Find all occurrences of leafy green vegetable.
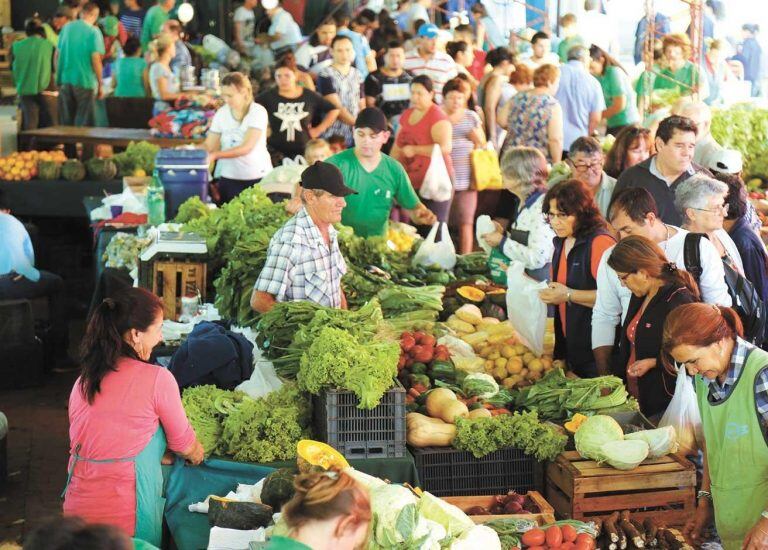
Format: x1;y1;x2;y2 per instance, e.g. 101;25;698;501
112;140;160;176
181;385;245;456
711;104;768;179
462;373;499;400
297;326;400;409
624;425;678;458
418;491;474;538
452;411;567;461
376;284;445;317
573;415;624;462
255;301;323;359
601;439;649;470
173;196;210;223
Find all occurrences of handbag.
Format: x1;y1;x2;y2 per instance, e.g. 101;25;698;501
470;143;503;191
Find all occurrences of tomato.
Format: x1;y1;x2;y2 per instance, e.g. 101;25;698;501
521;529;546;547
546;525;563;548
526;546;546;550
574;533;595;550
561;524;578;543
561;543;575;550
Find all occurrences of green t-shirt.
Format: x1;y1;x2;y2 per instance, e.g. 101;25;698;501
42;23;58;47
114;57;148;98
636;61;699;97
263;536;312;550
327;148;421;238
596;65;639;128
56;20;105;90
141;5;170;51
11;36;54;96
557;35;584;63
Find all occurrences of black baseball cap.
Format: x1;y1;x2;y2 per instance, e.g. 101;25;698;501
301;161;358;197
354;107;388;133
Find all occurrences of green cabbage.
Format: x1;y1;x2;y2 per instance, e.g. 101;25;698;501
449;525;501;550
418;491;474;538
625;426;679;458
574;415;624;462
601;439;649;470
462;373;499;399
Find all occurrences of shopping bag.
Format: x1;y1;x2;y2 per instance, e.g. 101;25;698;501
471;143;503;191
419;144;453;202
658;364;703;456
412;222;457;270
505;261;548;355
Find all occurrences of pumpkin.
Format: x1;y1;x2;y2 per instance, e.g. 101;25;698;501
85;158;118;181
406;413;456;446
486;289;507;306
565;413;589;434
296;440;349;474
457;286;486;303
38;160;61;180
61;160;86;181
207;497;273;530
260;467;297;511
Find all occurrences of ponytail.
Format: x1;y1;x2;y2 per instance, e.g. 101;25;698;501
662;262;701;301
78;289;163;404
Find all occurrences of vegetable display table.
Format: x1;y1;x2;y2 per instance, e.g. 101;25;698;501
162;453;420;550
0;179;122;218
545;451;695;527
19;126;203;150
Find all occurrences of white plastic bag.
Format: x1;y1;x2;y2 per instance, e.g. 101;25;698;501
505;261;548;356
419;144;453;202
658;364;703;455
412;223;456;270
475;215;496;254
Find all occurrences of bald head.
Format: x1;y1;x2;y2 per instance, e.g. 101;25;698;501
673;99;712;140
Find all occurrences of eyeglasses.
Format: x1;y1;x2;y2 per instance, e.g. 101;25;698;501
544;212;571;224
690;203;729;215
571;159;602;171
617;272;633;282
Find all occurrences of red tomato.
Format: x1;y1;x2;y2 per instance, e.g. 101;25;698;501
526;546;546;550
561;524;578;543
573;542;592;550
574;533;595;550
546;526;563;548
521;529;546;547
561;543;575;550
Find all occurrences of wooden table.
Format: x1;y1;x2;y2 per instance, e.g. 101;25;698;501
19;126;203;150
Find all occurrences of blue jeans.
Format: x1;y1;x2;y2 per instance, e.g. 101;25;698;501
58;84;96;127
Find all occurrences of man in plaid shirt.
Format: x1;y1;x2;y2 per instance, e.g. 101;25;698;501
251;161;357;313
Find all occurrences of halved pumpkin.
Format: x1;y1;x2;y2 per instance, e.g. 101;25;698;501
297;440;350;473
457;286;485;303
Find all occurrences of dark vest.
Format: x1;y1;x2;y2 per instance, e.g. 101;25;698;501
551;231;611;378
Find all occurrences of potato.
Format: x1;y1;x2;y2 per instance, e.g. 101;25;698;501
519;367;529;379
488;351;501;361
522;352;536;365
527;370;542;382
477;346;490;358
540;356;553;370
506;357;523;375
512;344;528;355
495;357;508;370
528;359;544;373
501;345;516;359
502;377;518;389
484;360;495;372
493;365;508;380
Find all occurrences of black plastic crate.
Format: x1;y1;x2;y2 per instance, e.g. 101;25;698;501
312;381;406;459
410;445;543;496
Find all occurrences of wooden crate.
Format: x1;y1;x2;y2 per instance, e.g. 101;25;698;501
442;491;555;525
545;451;695;527
151;260;206;320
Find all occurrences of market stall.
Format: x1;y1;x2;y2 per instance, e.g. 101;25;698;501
19;126;203;151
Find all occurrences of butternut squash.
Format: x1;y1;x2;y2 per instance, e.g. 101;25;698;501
468;408;492;419
406;413;457;447
425;388;469;423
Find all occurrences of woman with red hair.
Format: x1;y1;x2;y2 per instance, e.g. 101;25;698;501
539;179;615;378
663;303;768;550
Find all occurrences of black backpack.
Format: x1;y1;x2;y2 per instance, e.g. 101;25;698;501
683;233;768;346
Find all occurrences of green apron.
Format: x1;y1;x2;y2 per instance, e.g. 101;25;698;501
696;347;768;550
63;427;168;547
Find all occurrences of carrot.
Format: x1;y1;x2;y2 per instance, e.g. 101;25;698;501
483;403;496;410
408;388;421;399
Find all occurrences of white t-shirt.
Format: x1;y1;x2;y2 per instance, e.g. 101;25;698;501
234;6;256;46
591;227;733;349
209;102;272;180
268;9;302;52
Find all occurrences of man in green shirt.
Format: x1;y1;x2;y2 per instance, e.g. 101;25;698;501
12;18;54;130
141;0;174;52
326;107;436;237
55;2;105;127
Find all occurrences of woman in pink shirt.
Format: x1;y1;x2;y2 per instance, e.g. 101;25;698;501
63;288;204;547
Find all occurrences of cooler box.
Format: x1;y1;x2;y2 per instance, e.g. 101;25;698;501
155;149;210;219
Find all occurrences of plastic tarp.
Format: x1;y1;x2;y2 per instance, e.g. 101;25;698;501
163;455;420;550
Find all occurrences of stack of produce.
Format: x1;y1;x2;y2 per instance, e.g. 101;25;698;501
111;141;161;177
592;510;689;550
453;252;491;279
443;284;507;322
0;151;42;181
398;330;454;392
516;522;598;550
379;284;445;331
181;383;311;463
711;103;768;181
386;222;419;252
514;369;635;422
573;415;679;471
455;491;542;517
36;150;69;180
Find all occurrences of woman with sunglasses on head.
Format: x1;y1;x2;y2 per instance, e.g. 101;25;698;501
663;303;768;550
265;469;371;549
675;174;744;275
607;235;700;419
604;125;652;179
539;179;615;378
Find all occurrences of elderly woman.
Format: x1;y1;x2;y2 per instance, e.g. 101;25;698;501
604;125;652;179
481;146;555;281
675;174;744;275
607;235;699;418
539;179;616;377
499;64;563;163
663;303;768;550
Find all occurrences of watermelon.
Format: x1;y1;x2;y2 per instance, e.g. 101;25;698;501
85;158;118;181
38;160;62;180
61;160;86;181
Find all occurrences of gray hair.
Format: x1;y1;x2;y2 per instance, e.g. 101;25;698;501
567;45;588;61
500;146;548;196
674;173;728;223
300;188;326;204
